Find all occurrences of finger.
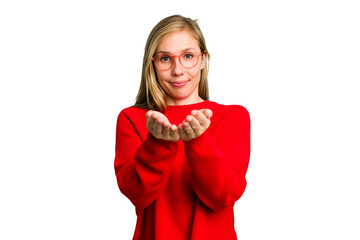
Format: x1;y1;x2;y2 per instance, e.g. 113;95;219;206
198;109;212;119
191;110;209;128
163;120;171;128
170;124;178;131
203;109;213;119
146;113;156;131
169;124;179;139
145;110;153;120
160;112;169;122
162;120;171;136
152;111;168;122
178;124;187;140
187;116;202;136
152;115;164;135
182;120;196;139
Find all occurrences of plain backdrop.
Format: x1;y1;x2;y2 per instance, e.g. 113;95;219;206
1;0;359;239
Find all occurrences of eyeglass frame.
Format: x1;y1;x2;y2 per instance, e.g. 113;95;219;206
151;52;204;71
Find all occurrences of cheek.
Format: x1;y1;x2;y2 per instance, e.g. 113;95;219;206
189;66;202;79
155;70;167;83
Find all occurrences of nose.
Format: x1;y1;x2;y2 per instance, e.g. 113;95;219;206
171;56;184;76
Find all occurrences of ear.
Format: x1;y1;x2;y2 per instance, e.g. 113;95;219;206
200;53;206;70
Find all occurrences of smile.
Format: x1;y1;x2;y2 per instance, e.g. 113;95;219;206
170;81;188;87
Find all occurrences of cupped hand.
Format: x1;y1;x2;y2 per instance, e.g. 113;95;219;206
146;110;180;142
178;109;213;141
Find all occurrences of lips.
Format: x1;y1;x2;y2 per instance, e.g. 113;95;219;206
170;81;188;87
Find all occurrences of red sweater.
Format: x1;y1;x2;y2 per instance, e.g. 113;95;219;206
114;100;250;240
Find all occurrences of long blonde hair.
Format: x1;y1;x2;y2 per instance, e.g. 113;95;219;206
134;15;210;112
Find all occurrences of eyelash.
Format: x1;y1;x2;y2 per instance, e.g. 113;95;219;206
159;53;195;62
184;53;194;59
160;56;171;62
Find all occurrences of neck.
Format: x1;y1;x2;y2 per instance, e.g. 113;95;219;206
166;95;204;106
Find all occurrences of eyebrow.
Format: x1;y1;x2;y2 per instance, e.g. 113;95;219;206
156;48;197;55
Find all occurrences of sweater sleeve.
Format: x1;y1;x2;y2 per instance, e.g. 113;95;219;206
114;109;178;210
183;106;250;211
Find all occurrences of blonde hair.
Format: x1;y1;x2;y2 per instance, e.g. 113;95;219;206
134;15;210;112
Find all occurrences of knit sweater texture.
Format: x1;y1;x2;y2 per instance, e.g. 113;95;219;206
114;100;250;240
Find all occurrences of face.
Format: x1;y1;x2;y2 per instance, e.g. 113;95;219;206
154;30;206;106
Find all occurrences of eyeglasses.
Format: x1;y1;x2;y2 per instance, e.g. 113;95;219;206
152;52;203;71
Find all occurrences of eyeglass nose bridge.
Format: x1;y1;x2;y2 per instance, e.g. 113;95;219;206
171;55;184;69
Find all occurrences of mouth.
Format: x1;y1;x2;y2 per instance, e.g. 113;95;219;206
170;80;188;87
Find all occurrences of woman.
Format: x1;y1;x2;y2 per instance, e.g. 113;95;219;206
114;15;250;240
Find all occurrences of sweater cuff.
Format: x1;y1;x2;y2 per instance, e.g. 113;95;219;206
182;130;214;149
146;132;178;150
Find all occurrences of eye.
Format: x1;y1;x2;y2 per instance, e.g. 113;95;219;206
183;53;194;59
159;55;172;62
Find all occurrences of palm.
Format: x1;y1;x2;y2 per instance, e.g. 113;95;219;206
146;110;180;142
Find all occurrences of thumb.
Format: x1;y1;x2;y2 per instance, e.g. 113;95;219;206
145;110;153;120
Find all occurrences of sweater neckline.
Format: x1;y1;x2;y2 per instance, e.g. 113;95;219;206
165;100;210;112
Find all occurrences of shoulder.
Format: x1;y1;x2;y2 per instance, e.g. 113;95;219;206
116;106;149;140
119;106;148;116
206;101;250;120
117;106;148;124
205;101;250;137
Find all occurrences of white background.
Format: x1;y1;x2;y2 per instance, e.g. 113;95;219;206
1;0;359;239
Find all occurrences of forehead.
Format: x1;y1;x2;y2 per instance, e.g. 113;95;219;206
156;30;200;53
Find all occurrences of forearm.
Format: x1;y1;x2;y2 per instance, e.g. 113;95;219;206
114;110;178;210
184;131;249;211
116;133;178;209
